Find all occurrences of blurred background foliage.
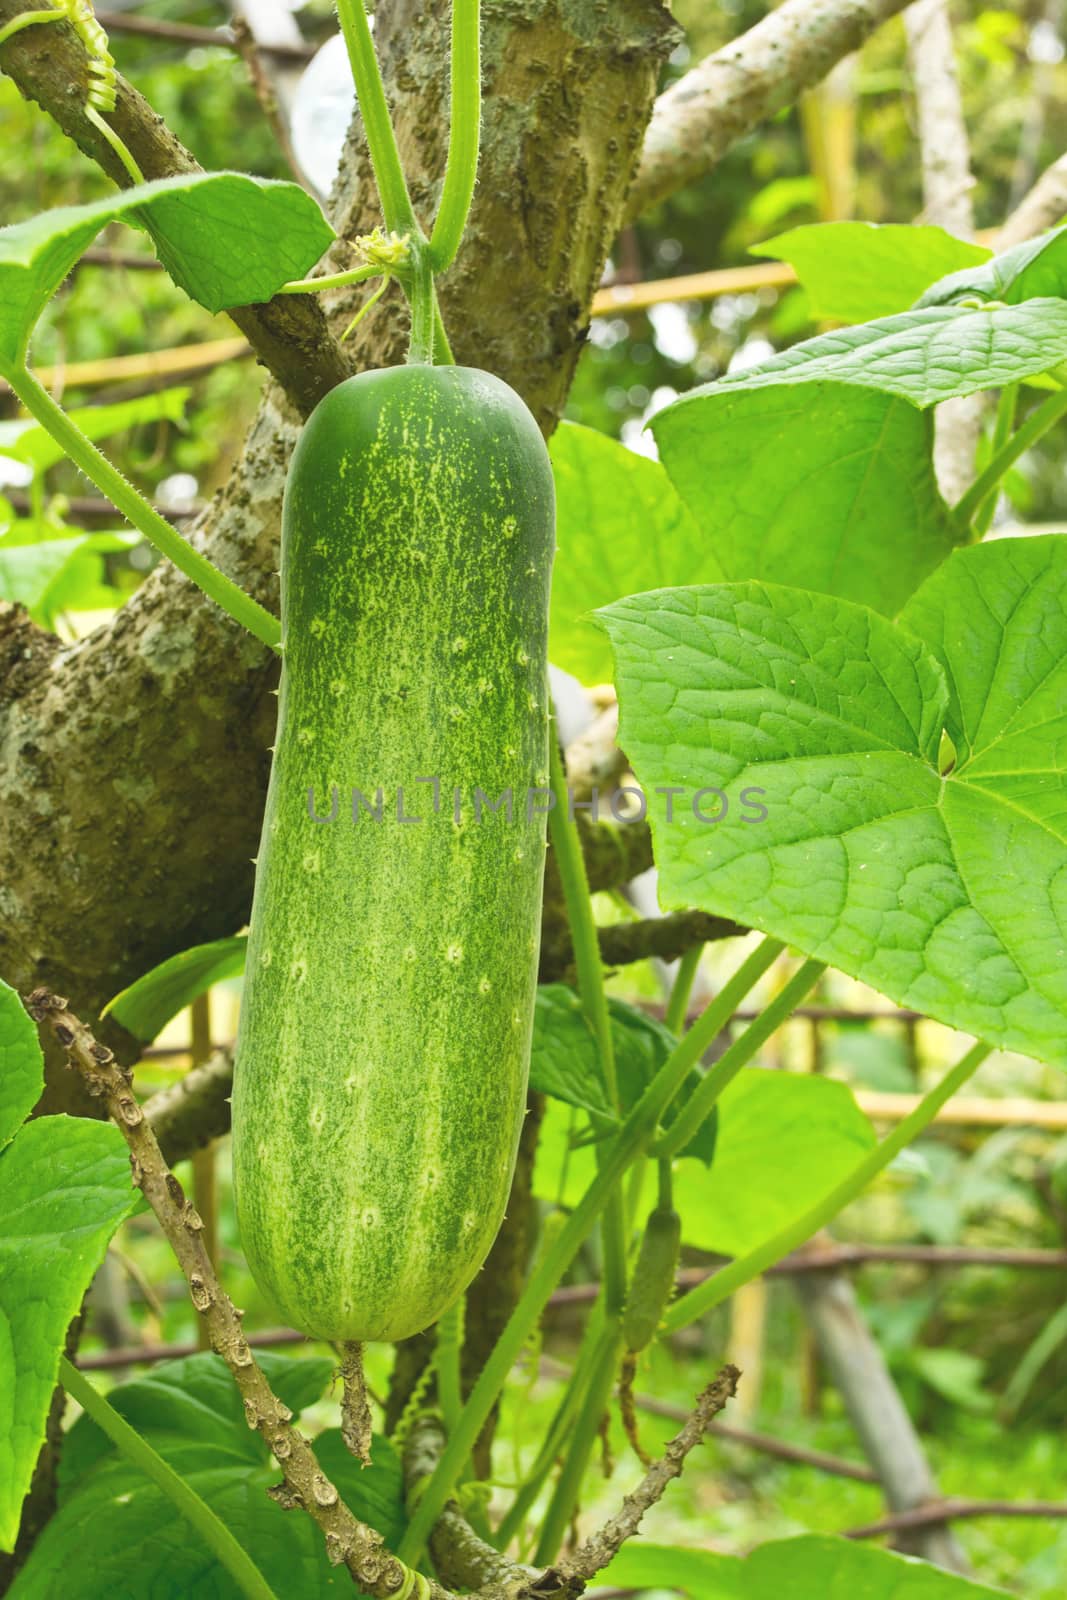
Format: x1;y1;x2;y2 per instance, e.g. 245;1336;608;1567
3;3;1067;1592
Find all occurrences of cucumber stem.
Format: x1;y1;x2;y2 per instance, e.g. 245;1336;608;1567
547;735;627;1314
532;1321;623;1566
664;942;703;1035
971;381;1018;538
653;957;826;1161
396;935;782;1563
58;1357;279;1600
335;0;419;238
661;1038;993;1334
436;1295;466;1441
953;385;1067;532
492;1300;605;1551
429;0;481;273
5;366;281;650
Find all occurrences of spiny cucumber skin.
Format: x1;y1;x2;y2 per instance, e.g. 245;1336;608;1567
232;366;554;1343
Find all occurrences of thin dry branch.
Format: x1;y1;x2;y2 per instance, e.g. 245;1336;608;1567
628;0;916;220
547;1366;741;1586
25;989;432;1600
0;1;349;416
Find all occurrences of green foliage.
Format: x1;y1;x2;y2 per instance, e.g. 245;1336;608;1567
549;421;720;683
535;1064;875;1259
751;222;990;322
531;986;717;1166
0;173;332;370
105;935;248;1042
598;1534;1009;1596
0;975;45;1147
602;537;1067;1069
11;1353;405;1598
917;224;1067;308
652;382;953;614
0;1118;138;1551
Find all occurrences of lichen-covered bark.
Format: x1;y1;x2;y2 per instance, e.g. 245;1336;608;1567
0;0;677;1064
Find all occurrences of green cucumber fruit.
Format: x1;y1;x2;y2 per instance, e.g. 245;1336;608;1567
232;365;554;1343
623;1205;682;1354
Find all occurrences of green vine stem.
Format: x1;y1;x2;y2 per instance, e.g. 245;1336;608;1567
532;1321;623;1566
664;942;702;1035
953;385;1067;531
407;254;438;365
58;1356;280;1600
335;0;418;238
278;263;385;296
547;735;626;1313
396;936;782;1563
660;1038;993;1335
653;958;826;1161
0;8;58;48
5;366;281;650
492;1301;605;1552
428;0;481;273
436;1294;465;1441
85;101;144;185
971;381;1019;539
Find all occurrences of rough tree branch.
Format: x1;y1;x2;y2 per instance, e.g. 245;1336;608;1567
627;0;918;220
0;0;350;416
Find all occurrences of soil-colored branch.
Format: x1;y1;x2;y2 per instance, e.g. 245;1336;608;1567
0;0;349;417
845;1499;1067;1540
26;989;424;1599
628;0;916;220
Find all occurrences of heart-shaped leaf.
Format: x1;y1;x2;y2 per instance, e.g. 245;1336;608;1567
0;1116;138;1551
750;222;990;323
0;174;333;371
601;536;1067;1069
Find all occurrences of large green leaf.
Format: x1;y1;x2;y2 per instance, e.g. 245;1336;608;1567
104;935;247;1042
750;222;990;323
651;382;955;615
535;1067;874;1256
599;1535;1008;1597
0;979;43;1153
549;422;721;683
0;1117;137;1551
601;536;1067;1069
918;224;1067;308
14;1353;404;1597
661;300;1067;409
0;175;333;370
